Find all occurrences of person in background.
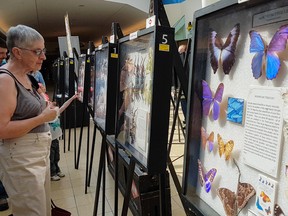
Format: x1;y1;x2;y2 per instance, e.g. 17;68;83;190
0;38;9;212
31;70;46;92
178;44;188;124
0;24;58;216
0;38;7;66
28;74;78;181
49;93;78;181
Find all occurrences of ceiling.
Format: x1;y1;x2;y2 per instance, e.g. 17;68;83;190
0;0;149;56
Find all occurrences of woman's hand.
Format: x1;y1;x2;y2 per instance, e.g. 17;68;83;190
40;104;59;122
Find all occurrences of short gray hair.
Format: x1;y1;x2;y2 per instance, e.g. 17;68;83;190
6;24;44;53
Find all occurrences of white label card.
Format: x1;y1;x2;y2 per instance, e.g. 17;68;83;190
146;15;156;28
129;31;138;40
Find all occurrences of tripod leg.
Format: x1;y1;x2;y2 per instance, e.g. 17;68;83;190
85;117;91;194
114;143;119;216
121;158;135;216
75;103;86;169
88;124;97;186
92;136;106;216
159;172;167;216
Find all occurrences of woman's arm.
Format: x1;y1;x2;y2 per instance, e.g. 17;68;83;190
59;93;79;114
0;74;57;139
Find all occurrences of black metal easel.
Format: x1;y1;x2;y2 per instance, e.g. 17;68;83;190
156;0;191;214
75;53;92;171
92;23;123;216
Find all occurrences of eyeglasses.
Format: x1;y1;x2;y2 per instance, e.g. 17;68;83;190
17;47;46;56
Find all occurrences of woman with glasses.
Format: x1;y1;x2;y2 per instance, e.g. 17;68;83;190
0;24;58;216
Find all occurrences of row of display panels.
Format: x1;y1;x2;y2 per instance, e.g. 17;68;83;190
55;25;175;174
183;0;288;215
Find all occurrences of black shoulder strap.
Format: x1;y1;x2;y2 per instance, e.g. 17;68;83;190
0;68;13;76
28;74;40;90
0;68;20;94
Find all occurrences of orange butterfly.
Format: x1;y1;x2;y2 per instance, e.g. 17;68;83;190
201;127;214;152
218;134;234;160
260;191;271;203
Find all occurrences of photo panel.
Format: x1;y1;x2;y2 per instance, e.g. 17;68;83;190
89;55;95;109
94;46;109;130
77;54;86;103
116;26;174;174
93;43;118;134
64;57;70;96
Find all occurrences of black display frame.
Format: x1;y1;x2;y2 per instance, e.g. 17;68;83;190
88;54;95;110
64;57;76;98
115;25;174;174
93;43;118;135
181;0;288;215
77;54;87;103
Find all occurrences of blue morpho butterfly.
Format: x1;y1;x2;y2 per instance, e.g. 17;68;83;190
197;159;217;193
249;24;288;80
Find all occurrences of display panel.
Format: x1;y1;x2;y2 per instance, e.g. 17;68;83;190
89;55;95;109
117;32;154;163
64;57;70;96
183;0;288;215
77;54;86;103
115;26;174;174
94;47;109;129
93;43;118;135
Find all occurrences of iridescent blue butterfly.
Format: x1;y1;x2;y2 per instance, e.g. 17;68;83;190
197;159;217;193
249;24;288;80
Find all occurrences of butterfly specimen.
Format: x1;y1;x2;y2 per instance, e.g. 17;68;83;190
274;204;285;216
201;127;214;152
209;23;240;74
217;182;256;216
256;197;264;211
218;133;234;160
260;191;271;203
197;159;217;193
249;24;288;80
202;80;224;120
265;206;271;215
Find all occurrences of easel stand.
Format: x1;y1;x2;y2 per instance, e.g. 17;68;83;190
121;157;136;216
92;130;108;216
75;54;92;170
87;123;97;186
75;102;90;169
92;133;120;216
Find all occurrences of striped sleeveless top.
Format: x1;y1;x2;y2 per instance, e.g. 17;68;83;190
0;69;49;133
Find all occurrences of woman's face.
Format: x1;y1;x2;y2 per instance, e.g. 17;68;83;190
19;39;46;72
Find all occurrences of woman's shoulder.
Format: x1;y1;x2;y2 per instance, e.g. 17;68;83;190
0;69;17;90
0;70;14;82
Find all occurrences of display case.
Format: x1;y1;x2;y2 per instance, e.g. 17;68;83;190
77;54;86;103
115;25;174;174
89;55;95;109
182;0;288;215
93;43;118;135
64;57;76;97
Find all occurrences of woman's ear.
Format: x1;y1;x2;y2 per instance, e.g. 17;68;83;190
11;47;22;60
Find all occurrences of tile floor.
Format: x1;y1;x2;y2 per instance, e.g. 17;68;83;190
0;109;186;216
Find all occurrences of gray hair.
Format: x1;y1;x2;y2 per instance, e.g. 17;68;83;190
6;24;43;53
